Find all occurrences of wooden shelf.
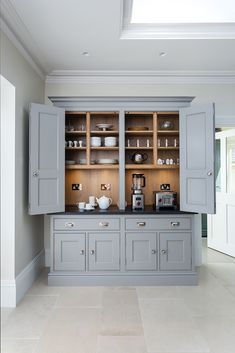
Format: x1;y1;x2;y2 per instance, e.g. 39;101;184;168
90;130;119;135
157;147;179;150
65;131;86;135
125;130;153;135
157;130;179;135
125;164;179;170
125;147;153;150
66;164;119;170
90;147;119;150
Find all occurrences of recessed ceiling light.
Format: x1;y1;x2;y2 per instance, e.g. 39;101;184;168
82;51;90;57
159;51;167;57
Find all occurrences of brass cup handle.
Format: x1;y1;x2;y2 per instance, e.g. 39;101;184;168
137;222;146;227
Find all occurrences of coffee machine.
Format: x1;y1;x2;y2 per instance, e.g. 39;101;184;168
131;173;145;210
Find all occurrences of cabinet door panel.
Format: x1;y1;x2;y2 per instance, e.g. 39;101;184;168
54;233;85;271
126;232;157;270
29;103;65;215
159;232;191;271
88;233;120;271
180;103;215;214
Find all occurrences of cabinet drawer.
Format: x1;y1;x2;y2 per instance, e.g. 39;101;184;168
53;217;120;231
125;217;191;231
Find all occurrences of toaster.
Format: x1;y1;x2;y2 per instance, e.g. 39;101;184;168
153;191;177;210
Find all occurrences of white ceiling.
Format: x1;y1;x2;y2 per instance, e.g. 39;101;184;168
2;0;235;76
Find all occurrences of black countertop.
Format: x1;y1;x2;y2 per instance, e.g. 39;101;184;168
50;205;195;215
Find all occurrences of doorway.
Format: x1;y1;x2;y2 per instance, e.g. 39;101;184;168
207;128;235;258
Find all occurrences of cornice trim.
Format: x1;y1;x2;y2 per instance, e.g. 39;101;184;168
0;4;45;79
46;70;235;85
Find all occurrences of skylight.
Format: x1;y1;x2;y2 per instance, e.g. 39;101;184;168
131;0;235;24
121;0;235;39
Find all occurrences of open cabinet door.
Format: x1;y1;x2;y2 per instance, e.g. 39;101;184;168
29;103;65;215
180;104;215;214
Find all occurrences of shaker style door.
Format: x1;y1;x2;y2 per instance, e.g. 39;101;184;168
180;104;215;214
159;232;192;271
29;103;65;214
54;233;85;271
125;232;157;270
88;233;120;271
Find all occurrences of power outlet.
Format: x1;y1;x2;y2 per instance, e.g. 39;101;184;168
101;183;111;190
72;184;82;191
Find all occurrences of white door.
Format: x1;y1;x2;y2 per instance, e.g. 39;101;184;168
208;129;235;257
29;103;65;215
180;104;215;214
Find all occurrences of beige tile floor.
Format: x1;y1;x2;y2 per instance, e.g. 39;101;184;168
1;239;235;353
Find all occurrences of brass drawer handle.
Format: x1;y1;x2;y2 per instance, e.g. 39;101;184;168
137;222;146;227
171;222;180;227
65;222;75;228
90;250;95;255
99;221;109;227
80;250;85;255
161;249;167;255
151;249;156;254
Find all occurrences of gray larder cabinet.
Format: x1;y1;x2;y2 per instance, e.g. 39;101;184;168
125;232;157;270
29;101;215;216
28;103;65;215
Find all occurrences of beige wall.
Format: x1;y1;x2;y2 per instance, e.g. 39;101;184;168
1;32;45;276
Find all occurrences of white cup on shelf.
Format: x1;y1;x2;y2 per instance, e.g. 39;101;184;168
77;202;85;210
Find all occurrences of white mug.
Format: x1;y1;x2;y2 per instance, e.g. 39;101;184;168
79;140;83;147
68;141;73;148
89;196;96;206
85;203;93;210
77;202;85;209
73;140;78;147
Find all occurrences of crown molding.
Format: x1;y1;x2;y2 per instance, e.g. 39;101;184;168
46;70;235;85
0;1;46;79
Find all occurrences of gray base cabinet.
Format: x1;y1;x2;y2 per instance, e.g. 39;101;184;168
125;232;157;271
54;233;85;271
159;232;191;271
49;214;197;285
88;233;120;271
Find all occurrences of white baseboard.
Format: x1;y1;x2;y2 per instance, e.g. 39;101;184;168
1;280;16;308
1;248;45;308
45;248;50;267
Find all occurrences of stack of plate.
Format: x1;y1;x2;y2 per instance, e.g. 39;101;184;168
96;158;118;164
91;136;101;147
104;136;117;147
65;160;76;165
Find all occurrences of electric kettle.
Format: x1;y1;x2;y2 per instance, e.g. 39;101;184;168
130;152;148;164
